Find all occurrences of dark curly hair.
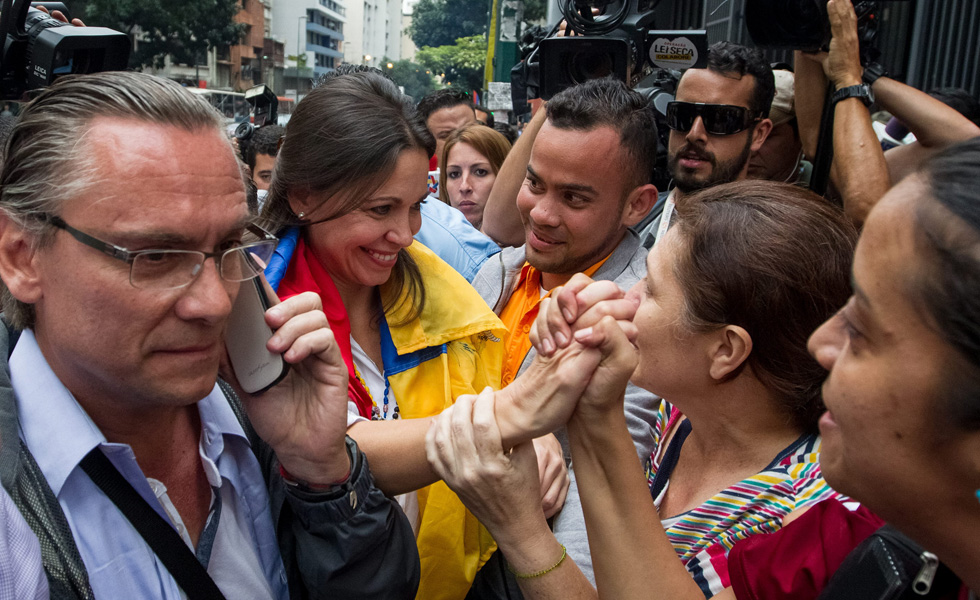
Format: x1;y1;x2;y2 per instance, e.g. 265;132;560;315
706;41;776;118
417;88;474;123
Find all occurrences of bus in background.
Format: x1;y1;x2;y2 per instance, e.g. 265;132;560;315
277;96;295;126
187;88;249;125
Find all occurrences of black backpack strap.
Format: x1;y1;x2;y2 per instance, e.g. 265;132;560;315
80;448;226;600
217;378;260;449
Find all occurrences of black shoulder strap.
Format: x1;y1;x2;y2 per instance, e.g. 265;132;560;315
218;378;260;449
79;448;226;600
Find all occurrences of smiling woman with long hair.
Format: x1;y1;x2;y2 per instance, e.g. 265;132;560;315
254;71;509;600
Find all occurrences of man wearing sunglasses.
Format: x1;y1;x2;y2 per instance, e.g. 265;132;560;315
635;42;775;247
0;72;418;599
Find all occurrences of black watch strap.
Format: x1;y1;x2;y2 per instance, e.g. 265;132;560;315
862;62;888;86
832;84;875;108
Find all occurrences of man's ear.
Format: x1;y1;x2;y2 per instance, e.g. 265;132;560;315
750;118;774;153
0;216;43;305
622;183;660;228
707;325;753;381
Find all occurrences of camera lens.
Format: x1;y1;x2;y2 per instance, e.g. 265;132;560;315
567;50;615;84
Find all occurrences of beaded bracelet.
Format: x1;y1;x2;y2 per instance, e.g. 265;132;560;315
507;544;568;579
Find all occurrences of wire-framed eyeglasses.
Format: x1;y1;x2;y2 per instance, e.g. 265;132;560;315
44;215;278;290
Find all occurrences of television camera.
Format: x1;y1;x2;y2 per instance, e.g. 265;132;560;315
514;0;707;104
744;0;910;196
509;0;708;188
0;0;130;101
746;0;910;64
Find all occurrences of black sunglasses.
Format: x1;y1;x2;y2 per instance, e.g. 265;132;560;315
666;102;761;136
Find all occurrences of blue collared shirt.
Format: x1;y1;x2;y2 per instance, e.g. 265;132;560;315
12;329;289;600
416;197;501;282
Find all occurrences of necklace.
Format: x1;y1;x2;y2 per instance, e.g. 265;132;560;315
354;361;398;420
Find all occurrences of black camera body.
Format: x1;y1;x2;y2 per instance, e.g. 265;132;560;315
745;0;910;59
516;1;706;101
235;85;279;140
0;0;130;100
538;36;632;99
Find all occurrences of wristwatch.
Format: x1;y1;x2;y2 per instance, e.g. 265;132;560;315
832;84;875;108
862;62;888;87
281;436;362;505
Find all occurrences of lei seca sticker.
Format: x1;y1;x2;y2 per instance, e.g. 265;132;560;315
650;37;699;69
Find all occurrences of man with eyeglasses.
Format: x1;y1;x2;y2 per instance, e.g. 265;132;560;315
634;41;775;247
0;72;418;599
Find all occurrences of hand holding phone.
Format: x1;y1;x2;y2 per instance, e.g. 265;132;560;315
225;275;289;394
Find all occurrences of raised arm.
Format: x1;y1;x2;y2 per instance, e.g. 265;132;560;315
530;278;736;600
874;78;980;183
566;318;727;600
347;417;440;494
427;390;598;600
793;50;828;163
348;415;568;517
819;0;890;226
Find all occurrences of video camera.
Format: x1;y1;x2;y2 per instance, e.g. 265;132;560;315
0;0;130;101
234;84;279;141
511;0;707;189
745;0;911;63
744;0;911;198
513;0;707;103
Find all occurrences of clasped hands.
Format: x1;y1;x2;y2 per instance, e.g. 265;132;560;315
425;275;639;528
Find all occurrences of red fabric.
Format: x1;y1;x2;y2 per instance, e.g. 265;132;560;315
277;237;374;418
728;498;885;600
429;154;439;171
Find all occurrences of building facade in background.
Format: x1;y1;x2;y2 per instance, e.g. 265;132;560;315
143;0;286;95
273;0;347;99
343;0;403;68
399;0;419;61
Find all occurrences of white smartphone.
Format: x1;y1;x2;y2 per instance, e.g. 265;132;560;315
225;276;289;394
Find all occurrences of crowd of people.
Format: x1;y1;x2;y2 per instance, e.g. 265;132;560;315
1;0;979;599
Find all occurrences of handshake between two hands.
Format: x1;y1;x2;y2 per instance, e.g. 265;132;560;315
425;274;640;524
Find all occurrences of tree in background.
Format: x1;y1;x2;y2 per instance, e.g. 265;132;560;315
85;0;243;69
407;0;544;50
383;58;437;102
415;35;486;92
407;0;488;49
522;0;546;24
